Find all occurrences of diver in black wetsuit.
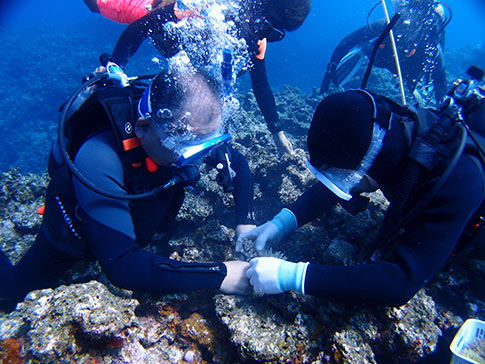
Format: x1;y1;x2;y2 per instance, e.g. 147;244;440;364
237;80;485;306
106;0;311;155
0;68;252;310
320;0;450;103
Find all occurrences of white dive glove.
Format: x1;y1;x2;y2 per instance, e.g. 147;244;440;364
235;208;298;252
246;257;309;295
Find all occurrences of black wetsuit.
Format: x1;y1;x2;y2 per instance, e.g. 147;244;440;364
288;152;484;306
111;3;283;133
0;130;253;306
321;16;448;102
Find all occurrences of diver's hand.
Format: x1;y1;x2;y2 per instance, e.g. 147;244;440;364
247;257;309;295
235;221;282;253
272;131;293;155
83;66;106;83
320;62;337;94
247;257;283;294
220;261;251;295
235;224;257;240
94;66;107;74
82;66;106;83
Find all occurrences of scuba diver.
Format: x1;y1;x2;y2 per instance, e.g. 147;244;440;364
0;65;252;311
96;0;312;155
320;0;451;104
238;66;485;306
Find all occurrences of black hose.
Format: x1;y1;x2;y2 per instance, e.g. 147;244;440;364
361;12;401;90
367;1;382;31
460;118;485;166
58;75;175;200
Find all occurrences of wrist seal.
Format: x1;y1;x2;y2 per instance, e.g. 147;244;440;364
270;208;298;237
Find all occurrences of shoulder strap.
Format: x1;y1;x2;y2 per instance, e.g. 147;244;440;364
96;86;148;166
95;85;163;194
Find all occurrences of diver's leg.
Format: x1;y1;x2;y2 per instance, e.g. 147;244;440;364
0;249;13;285
2;229;78;308
227;146;255;225
83;0;99;13
0;249;15;311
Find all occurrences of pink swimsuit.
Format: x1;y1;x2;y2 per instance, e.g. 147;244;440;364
97;0;153;23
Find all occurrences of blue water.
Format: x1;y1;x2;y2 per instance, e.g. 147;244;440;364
0;0;484;173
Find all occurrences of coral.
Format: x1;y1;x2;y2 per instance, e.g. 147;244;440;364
0;337;25;364
180;313;216;353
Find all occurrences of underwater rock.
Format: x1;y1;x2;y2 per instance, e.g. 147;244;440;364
214;288;444;363
214;294;322;362
0;281;138;362
1;81;485;363
384;290;442;361
0;282;238;363
326;238;359;265
0;170;47;264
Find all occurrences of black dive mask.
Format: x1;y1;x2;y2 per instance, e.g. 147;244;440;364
254;18;286;42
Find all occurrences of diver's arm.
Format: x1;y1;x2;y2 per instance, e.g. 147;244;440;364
112;17;151;68
112;4;176;68
228;146;255;225
249;56;283;134
83;0;99;13
304;154;484;306
321;20;386;93
72;132;227;293
287;182;340;227
79;212;227;293
329;20;386;65
203;145;255;225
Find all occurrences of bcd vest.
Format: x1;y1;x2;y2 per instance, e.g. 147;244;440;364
43;83;183;258
342;95;485;260
370;96;485;259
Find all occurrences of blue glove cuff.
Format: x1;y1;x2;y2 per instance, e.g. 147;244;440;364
270;208;298;237
277;261;309;294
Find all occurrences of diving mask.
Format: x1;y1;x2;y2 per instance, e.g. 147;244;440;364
254;18;286;42
138;79;231;167
306;121;387;201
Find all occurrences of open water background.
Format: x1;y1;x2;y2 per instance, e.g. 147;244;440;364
0;0;484;173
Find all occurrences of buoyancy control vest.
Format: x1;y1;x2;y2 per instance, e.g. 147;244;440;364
44;81;183;257
358;9;484;257
367;92;485;261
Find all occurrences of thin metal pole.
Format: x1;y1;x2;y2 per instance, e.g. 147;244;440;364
381;0;407;105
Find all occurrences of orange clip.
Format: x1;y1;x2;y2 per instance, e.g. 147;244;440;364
145;157;159;173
